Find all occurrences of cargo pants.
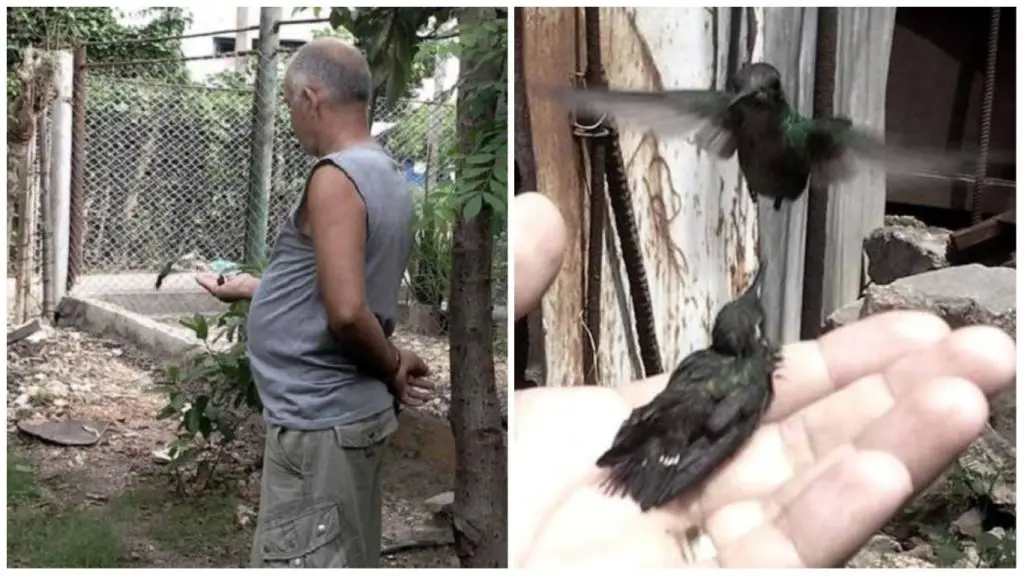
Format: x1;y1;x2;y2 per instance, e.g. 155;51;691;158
249;408;399;568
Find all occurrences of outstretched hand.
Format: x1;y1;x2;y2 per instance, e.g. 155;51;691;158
509;192;1016;568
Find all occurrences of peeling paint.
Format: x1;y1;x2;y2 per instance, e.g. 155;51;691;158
589;8;759;386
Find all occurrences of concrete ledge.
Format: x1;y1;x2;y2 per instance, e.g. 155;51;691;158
97;290;229;317
56;295;204;363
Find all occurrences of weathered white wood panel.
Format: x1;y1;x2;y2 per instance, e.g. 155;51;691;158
593;7;761;386
759;7;817;345
825;8;896;317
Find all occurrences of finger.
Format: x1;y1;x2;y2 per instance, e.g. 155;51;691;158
701;325;1013;511
716;450;912;568
764;310;950;421
405;385;433;401
407;377;436;391
194;273;220;291
514;192;568;320
616;311;949;411
785;325;1014;468
402;392;426;407
854;376;988;490
767;375;987;515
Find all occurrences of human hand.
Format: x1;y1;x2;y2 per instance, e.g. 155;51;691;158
509;192;1017;568
391;348;434;407
195;272;258;303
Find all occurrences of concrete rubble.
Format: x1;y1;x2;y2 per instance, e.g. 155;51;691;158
863;215;953;285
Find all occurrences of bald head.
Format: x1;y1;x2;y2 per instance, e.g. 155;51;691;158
286;37;372;107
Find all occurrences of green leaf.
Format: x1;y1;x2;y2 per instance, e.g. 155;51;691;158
462;195;483;220
489;176;506;198
169;392;185;412
934;541;962;566
165;363;181;382
466;153;495;166
184;408;201;434
482;191;505;212
975;531;1001;551
462;165;491;179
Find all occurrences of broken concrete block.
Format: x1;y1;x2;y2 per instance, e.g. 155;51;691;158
859;264;1015;334
825;264;1015;335
863;215;952;286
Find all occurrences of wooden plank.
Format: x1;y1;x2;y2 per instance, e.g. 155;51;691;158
523;8;586;387
760;8;816;344
823;8;896;320
951;209;1014;253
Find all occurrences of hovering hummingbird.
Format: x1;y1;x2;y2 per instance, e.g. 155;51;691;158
549;62;1004;211
154;252;239;290
595;261;780;512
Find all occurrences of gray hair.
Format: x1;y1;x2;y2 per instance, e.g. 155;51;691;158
286;42;372;106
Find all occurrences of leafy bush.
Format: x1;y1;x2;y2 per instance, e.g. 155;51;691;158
408;182;457;308
920;459;1016;568
157;260;266;490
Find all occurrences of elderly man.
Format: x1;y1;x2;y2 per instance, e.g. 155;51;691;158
197;38;435;568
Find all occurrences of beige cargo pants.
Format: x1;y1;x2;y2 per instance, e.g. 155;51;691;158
249;408;398;568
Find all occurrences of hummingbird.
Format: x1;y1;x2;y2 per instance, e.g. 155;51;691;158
549;62;1004;211
154;252;239;290
595;260;780;512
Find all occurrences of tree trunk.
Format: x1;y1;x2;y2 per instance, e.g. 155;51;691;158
447;6;507;568
8;47;53;323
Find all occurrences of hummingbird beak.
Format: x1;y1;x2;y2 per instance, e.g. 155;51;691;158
729;88;757;107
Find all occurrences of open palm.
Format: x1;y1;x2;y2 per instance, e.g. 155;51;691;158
510;193;1016;568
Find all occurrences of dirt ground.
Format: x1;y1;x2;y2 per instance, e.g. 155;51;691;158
5;324;502;568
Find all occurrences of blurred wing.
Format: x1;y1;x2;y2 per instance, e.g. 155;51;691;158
805;117;1015;188
543;86;737;154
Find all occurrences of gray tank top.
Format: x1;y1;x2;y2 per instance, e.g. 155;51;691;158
246;143;414;430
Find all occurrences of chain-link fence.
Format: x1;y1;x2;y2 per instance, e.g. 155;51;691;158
64;36;506;323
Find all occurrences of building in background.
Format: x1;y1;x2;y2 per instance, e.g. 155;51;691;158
114;6;459;101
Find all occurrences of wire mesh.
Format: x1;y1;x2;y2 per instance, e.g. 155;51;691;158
66;46;505;321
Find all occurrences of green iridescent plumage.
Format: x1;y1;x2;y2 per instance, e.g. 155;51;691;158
596;262;780;511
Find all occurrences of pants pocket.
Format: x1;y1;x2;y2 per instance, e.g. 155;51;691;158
259;499;353;568
332;408;399;452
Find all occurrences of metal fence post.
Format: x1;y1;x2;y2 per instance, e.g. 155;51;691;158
244;7;282;265
48;50;75;307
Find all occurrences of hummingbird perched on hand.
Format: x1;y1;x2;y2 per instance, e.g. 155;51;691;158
595;260;780;512
550;61;1003;211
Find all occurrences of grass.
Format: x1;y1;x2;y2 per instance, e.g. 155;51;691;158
6;444;248;568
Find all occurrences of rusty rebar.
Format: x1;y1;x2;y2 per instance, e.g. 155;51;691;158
582;7;606;386
971;7;1000;225
604;132;663;377
800;6;837;341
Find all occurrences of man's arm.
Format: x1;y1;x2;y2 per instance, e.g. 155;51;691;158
302;164;400;382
